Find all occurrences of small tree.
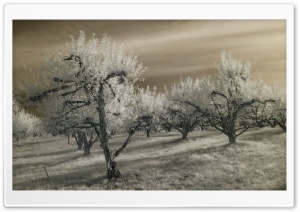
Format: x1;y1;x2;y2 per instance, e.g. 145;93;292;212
206;53;276;144
78;129;99;155
13;97;43;141
207;52;276;144
41;94;99;154
133;87;165;137
160;78;205;139
179;52;276;144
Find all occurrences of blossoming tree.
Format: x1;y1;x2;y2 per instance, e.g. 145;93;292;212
133;86;166;137
24;31;146;179
160;78;207;139
177;52;276;144
13;97;43;141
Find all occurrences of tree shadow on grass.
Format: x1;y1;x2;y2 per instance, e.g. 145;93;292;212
13;162;106;190
12;140;273;190
149;133;181;138
192;143;231;155
13;128;285;190
13;137;63;148
121;132;220;157
48;154;91;167
13;148;79;159
240;128;284;142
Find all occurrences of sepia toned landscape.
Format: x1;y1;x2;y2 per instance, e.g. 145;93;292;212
13;20;286;190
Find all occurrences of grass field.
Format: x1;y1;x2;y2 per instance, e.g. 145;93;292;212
13;127;286;190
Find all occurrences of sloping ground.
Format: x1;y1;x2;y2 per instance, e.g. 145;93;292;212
13;127;286;190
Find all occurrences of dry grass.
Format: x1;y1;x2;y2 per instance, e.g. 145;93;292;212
13;127;286;190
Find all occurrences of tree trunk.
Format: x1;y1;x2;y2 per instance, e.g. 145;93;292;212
146;128;150;137
270;121;276;128
276;121;286;132
97;84;121;179
200;124;204;131
74;133;83;150
80;131;91;156
84;144;91;155
228;135;236;144
182;131;188;139
104;145;121;179
113;127;138;159
67;133;70;144
98;140;121;179
281;125;286;132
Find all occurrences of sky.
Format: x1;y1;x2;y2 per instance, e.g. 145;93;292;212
13;20;286;93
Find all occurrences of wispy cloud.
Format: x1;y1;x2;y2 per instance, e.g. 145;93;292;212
13;20;286;92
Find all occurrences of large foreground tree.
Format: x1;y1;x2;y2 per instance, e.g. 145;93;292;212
24;31;145;179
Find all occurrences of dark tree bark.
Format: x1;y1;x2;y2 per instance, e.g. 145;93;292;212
73;132;83;150
113;125;139;159
67;133;70;144
77;131;90;155
228;135;236;144
182;131;188;139
146;128;150;138
96;84;121;179
276;121;286;132
80;131;98;156
83;143;91;155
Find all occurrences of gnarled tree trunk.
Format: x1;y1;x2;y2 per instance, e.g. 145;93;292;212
97;84;121;179
73;132;83;150
79;131;91;156
82;131;98;156
67;133;70;144
83;144;91;155
228;134;236;144
182;131;189;139
146;128;150;138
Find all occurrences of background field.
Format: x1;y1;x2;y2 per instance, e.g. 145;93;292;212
13;127;286;190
